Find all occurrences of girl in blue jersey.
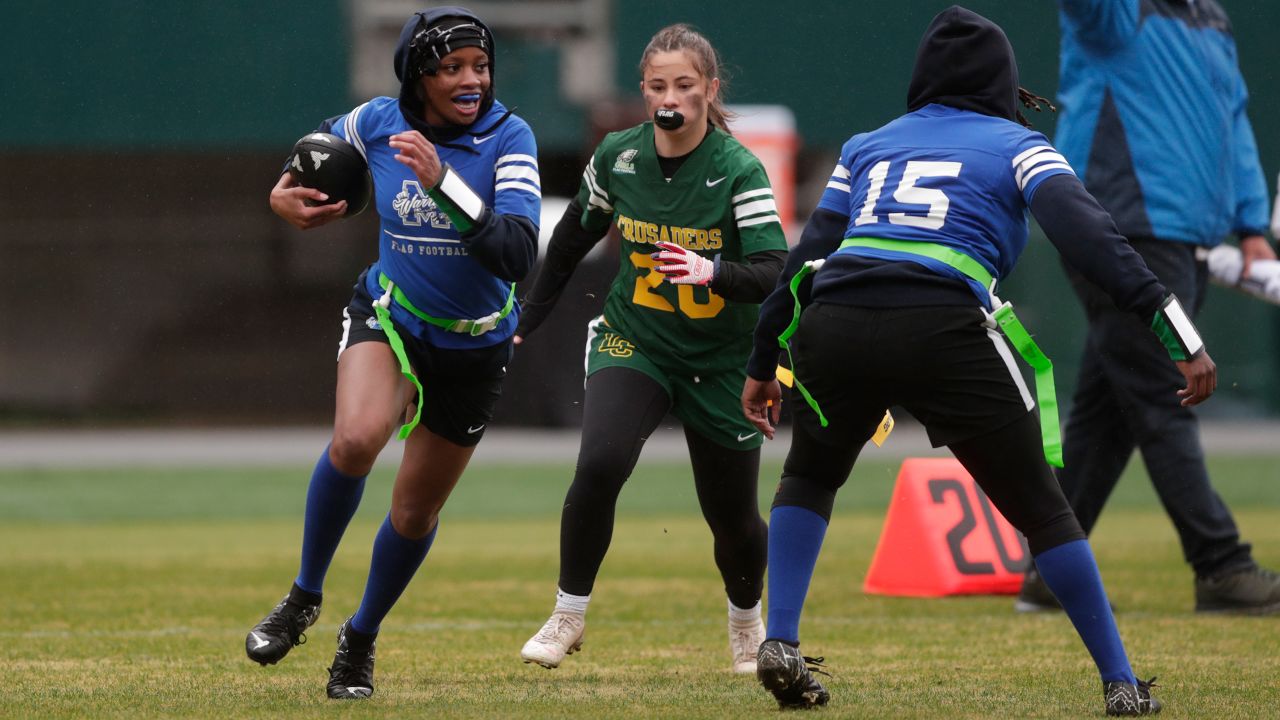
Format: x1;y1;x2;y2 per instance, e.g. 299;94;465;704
245;6;540;700
743;7;1213;715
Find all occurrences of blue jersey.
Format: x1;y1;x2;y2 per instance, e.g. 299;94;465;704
818;103;1075;302
331;97;541;348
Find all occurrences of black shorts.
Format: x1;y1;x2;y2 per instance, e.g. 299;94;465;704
337;272;512;447
790;302;1034;448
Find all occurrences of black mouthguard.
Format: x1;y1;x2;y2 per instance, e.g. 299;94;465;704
654;108;685;130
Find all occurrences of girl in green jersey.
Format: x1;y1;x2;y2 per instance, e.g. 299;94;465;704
515;23;788;674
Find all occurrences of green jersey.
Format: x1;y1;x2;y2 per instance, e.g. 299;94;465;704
578;122;787;375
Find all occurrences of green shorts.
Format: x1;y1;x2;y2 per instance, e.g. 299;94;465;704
583;316;763;450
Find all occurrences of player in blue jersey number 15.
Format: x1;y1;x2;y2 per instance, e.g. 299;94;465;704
743;6;1213;714
246;5;541;700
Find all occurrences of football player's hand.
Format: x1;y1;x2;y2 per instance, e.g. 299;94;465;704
390;131;443;188
1240;234;1277;278
269;172;347;229
651;241;714;285
1175;351;1217;406
742;376;782;439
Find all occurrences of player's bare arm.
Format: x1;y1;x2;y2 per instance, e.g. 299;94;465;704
269;172;347;230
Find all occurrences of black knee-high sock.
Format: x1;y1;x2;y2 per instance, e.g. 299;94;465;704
557;368;670;596
687;427;768;609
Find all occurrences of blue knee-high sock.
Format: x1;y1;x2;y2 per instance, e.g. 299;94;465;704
1034;539;1135;684
350;515;437;635
766;505;830;645
295;446;367;595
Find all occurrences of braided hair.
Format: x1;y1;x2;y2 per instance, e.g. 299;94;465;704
1015;87;1056;128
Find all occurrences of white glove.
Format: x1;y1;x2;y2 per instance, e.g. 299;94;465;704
1241;259;1280;303
1203;244;1280;304
651;241;715;285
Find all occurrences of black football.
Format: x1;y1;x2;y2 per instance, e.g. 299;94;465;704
287;132;371;217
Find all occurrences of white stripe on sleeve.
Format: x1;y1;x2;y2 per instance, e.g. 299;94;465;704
1010;144;1053;168
1015;150;1072;186
496;153;539;168
343;103;369;160
1018;163;1074;191
496;165;541;186
496;180;543;197
734;198;778;220
732;187;773;204
738;214;782;229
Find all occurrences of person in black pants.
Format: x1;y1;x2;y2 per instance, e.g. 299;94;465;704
1018;0;1280;616
743;7;1211;714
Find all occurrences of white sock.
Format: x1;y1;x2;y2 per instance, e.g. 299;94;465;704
728;598;762;625
555;588;590;616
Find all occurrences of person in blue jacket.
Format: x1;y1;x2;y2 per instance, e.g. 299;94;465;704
243;6;540;699
1018;0;1280;616
743;6;1210;714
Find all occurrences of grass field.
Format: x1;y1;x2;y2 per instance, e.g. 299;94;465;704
2;454;1279;718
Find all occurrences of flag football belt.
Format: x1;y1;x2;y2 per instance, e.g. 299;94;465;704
777;237;1063;467
372;271;516;440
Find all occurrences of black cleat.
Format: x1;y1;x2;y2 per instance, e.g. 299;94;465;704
1014;564;1062;613
1105;676;1162;716
245;583;322;665
326;618;376;700
1194;565;1280;615
756;639;830;710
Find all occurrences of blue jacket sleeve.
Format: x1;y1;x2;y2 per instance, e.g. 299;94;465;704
1030;174;1167;319
1058;0;1139;50
746;208;848;380
1229;69;1271;238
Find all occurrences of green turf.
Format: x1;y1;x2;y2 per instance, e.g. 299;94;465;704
1;456;1278;718
5;455;1279;523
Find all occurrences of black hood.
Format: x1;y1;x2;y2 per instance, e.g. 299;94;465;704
906;5;1019;122
393;6;498;141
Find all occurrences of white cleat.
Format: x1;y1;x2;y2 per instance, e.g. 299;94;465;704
521;611;585;669
729;616;766;673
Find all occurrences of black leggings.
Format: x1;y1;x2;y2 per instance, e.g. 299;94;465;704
776;410;1083;556
558;367;768;608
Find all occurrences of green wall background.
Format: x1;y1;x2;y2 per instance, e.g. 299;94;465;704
0;1;349;149
2;0;1276;414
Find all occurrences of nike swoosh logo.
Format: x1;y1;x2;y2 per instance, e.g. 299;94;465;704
250;632;269;650
472;135;496;145
737;432;758;442
706;176;727;187
467;424;486;434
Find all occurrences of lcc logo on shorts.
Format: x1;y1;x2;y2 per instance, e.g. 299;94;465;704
598;334;635;358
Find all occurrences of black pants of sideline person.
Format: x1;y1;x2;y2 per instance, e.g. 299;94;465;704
1059;237;1254;579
